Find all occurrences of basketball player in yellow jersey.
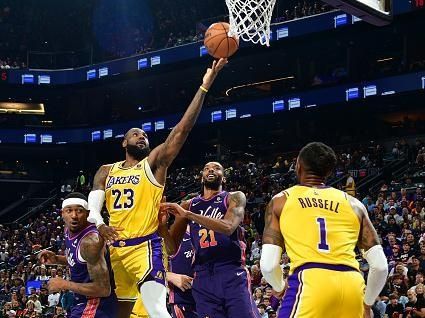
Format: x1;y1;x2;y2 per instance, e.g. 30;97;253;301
260;142;388;318
87;58;228;318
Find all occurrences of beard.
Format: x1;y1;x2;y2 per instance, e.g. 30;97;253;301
126;144;150;160
203;176;223;191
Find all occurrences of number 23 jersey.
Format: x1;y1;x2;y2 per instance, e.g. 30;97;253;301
189;191;246;271
105;158;164;239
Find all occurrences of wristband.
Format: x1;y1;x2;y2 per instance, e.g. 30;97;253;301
200;86;208;93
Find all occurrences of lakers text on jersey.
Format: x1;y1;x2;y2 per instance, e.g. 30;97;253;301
105;158;164;239
105;158;166;301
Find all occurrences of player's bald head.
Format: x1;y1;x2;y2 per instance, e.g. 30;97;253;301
123;127;150;160
202;161;225;190
203;161;224;170
124;128;146;140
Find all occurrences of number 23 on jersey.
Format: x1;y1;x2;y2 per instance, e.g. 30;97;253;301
111;188;135;210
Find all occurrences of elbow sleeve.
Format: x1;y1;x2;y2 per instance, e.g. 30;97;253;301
87;190;105;227
260;244;285;292
364;245;388;306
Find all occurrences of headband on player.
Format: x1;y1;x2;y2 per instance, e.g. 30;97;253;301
62;198;89;210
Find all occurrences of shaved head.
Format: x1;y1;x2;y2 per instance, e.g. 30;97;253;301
204;162;223;170
123;128;150;160
202;161;225;190
124;128;145;140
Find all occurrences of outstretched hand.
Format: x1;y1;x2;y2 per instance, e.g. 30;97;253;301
158;209;169;227
97;224;124;244
167;272;193;292
38;250;57;265
202;58;228;90
160;202;189;219
48;277;67;293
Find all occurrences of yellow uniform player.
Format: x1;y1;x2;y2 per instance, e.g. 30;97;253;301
88;59;227;318
260;142;388;318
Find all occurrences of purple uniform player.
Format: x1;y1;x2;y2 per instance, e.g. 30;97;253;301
167;229;198;318
39;192;117;318
160;162;260;318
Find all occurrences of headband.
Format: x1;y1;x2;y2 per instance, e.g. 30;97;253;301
62;198;88;210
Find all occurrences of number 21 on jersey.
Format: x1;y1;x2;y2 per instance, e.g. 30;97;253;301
199;229;217;248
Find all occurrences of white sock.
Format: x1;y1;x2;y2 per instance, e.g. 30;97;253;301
139;280;172;318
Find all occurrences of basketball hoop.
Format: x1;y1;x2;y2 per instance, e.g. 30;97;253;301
225;0;277;47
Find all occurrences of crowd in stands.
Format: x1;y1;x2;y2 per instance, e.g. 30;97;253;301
0;137;424;317
0;58;25;70
0;0;334;68
150;0;333;50
273;1;332;23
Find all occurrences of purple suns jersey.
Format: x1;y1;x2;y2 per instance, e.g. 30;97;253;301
189;191;246;271
169;231;195;305
65;224;115;303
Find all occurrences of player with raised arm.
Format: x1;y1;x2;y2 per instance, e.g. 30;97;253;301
160;161;260;318
260;142;388;318
87;59;227;318
38;192;117;318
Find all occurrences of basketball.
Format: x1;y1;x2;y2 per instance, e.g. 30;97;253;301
204;22;239;59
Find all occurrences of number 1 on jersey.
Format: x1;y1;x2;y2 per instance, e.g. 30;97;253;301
316;217;330;252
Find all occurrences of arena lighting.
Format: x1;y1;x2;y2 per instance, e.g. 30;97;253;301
225;76;295;96
322;0;392;26
376;57;394;62
0;102;45;115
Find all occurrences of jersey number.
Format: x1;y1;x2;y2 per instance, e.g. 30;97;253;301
316;217;330;252
111;189;134;209
198;229;217;248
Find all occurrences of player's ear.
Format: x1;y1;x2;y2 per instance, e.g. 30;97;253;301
222;176;227;184
295;157;301;175
122;139;127;148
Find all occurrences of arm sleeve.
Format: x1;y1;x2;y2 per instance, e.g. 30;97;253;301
260;244;285;292
87;190;105;227
364;245;388;306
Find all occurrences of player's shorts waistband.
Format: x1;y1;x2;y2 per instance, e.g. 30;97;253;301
194;261;242;273
112;232;158;248
293;262;358;274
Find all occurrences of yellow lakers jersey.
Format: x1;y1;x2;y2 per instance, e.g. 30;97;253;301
105;158;164;239
280;185;360;273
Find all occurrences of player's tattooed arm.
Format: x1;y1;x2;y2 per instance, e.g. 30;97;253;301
262;194;285;248
357;206;380;251
38;250;68;266
91;164;112;191
64;234;111;297
186;191;246;236
148;59;228;185
347;196;380;251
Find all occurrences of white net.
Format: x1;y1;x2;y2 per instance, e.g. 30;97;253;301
225;0;277;47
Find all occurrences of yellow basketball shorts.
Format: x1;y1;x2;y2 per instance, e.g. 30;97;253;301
110;233;165;301
279;263;365;318
130;298;149;318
